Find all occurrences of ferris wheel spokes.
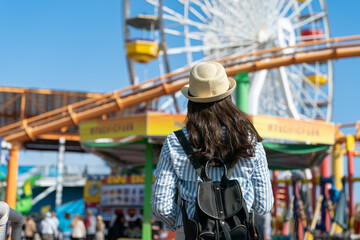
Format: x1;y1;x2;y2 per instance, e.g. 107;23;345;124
127;0;333;120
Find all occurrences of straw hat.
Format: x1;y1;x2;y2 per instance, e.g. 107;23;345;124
181;61;236;103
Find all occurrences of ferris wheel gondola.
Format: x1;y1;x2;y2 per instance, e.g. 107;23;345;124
123;0;333;121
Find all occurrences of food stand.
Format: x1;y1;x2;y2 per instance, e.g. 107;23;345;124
79;111;335;240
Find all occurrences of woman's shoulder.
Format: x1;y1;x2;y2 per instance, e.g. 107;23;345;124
253;141;266;157
163;127;188;148
233;141;265;166
161;127;191;167
170;127;188;138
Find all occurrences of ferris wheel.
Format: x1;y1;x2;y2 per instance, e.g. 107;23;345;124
123;0;333;121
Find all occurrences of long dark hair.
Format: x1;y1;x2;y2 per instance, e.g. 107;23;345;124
186;96;262;165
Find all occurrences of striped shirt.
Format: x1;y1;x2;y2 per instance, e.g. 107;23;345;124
151;127;274;232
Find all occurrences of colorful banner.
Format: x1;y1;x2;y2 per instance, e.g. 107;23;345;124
100;184;144;206
252;115;335;145
106;174;154;184
85;174;154;205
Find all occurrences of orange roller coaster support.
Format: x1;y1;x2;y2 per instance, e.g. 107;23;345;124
5;143;21;209
2;35;360;208
3;37;360;144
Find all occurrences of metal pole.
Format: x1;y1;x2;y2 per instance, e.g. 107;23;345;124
272;171;278;218
55;137;65;207
235;72;249;113
293;179;304;240
0;139;11;201
142;141;153;240
311;169;316;215
320;155;331;232
346;135;355;230
332;144;344;190
158;0;180;113
123;0;137;85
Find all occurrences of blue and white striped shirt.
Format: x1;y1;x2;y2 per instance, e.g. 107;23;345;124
151;127;274;232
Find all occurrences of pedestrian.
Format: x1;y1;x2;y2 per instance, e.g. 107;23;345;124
151;61;274;239
24;215;37;240
85;210;96;240
107;213;126;240
39;212;57;240
94;215;105;240
51;211;59;240
59;213;72;240
70;215;86;240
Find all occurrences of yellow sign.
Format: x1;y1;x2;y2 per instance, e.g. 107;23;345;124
80;115;147;141
80;112;185;141
252;115;335;145
147;113;186;136
84;180;102;203
80;112;335;145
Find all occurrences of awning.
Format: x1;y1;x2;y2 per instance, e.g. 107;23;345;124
263;143;330;170
82;140;330;170
81;138;161;167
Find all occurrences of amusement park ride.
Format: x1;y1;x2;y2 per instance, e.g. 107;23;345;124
1;0;360;239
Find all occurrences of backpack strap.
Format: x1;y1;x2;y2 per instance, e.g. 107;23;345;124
180;199;189;234
174;130;209;181
226;161;237;179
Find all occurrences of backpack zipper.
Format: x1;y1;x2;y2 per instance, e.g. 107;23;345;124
252;213;258;239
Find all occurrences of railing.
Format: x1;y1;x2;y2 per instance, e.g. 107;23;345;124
1;35;360;144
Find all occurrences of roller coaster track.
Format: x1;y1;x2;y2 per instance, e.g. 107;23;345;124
1;35;360;144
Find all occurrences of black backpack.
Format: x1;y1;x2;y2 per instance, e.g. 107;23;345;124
175;130;263;240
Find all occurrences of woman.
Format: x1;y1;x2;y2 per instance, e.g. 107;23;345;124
70;215;86;240
151;61;274;239
94;215;105;240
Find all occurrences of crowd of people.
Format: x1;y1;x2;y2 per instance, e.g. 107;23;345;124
106;212;168;240
21;210;168;240
22;210;105;240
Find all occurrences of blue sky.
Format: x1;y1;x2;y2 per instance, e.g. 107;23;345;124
0;1;360;196
0;1;359;123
